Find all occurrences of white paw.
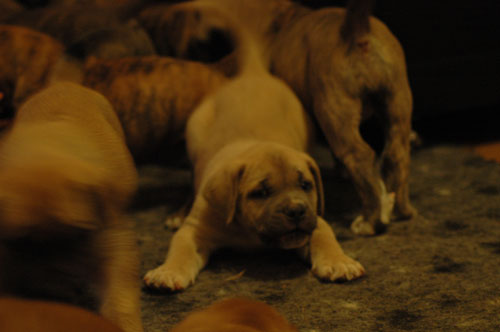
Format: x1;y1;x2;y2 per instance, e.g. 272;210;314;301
312;254;365;282
351;215;375;236
143;266;193;291
164;216;184;230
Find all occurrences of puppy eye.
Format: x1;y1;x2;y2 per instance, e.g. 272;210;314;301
301;180;313;192
248;187;271;199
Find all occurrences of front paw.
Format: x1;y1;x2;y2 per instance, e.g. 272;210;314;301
143;266;194;291
311;254;365;282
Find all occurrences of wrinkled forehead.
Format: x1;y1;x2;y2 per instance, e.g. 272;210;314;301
242;151;311;188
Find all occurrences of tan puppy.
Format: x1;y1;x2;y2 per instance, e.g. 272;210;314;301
82;55;227;163
158;0;412;236
170;298;298;332
143;2;364;292
0;297;123;332
0;83;143;332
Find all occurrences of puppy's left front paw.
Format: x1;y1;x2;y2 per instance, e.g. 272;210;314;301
311;255;365;282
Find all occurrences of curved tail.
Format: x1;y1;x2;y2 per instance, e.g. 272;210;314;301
340;0;374;50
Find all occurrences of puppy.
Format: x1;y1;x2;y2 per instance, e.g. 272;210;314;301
170;298;298;332
0;297;123;332
82;55;227;163
5;4;155;59
143;2;364;292
0;82;143;332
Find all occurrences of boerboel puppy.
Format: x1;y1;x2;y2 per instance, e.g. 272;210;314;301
0;297;123;332
0;83;143;332
157;0;413;236
170;298;298;332
82;55;227;163
143;2;364;292
0;25;82;112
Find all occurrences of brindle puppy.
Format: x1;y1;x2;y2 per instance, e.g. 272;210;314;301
82;55;227;163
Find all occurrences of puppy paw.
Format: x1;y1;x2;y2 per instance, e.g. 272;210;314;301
351;216;376;236
312;254;365;282
143;266;193;291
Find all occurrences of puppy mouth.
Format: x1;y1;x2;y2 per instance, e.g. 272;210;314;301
277;229;310;249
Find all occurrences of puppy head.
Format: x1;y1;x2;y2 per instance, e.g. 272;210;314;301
203;143;324;249
0;157;114;240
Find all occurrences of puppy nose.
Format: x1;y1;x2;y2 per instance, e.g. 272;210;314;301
284;203;306;222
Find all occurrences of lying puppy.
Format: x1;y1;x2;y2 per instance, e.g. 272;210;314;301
143;2;364;292
82;55;227;163
170;298;298;332
159;0;413;236
5;4;155;59
0;297;123;332
0;82;143;332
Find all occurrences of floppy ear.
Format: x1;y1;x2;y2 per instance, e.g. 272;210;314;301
308;159;325;216
202;162;246;225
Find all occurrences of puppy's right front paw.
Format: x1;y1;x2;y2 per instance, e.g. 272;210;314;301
143;266;192;291
311;254;365;282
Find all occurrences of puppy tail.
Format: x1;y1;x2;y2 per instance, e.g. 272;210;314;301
340;0;374;50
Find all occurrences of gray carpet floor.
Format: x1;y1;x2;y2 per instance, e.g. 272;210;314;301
133;144;500;332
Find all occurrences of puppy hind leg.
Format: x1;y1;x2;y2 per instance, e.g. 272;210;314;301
314;95;384;236
143;220;209;291
381;85;416;221
97;223;144;332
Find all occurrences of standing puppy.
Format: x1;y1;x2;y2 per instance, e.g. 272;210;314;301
143;2;364;292
0;83;143;332
267;0;414;235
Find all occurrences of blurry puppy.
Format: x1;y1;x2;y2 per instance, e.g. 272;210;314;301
0;82;143;332
170;298;298;332
0;297;123;332
143;2;364;292
82;55;227;163
5;4;155;59
162;0;413;236
0;25;81;112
